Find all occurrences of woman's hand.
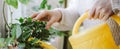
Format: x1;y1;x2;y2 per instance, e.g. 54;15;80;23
31;10;62;29
88;0;114;21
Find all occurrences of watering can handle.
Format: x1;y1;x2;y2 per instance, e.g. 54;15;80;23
72;12;120;35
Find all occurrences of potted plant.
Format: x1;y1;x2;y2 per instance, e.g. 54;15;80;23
0;0;65;49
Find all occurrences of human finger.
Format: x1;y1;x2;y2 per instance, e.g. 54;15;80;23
45;17;57;29
31;13;39;18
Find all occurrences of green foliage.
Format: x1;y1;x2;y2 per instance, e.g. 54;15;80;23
4;0;65;48
5;38;13;46
0;38;5;47
39;0;51;10
27;38;43;49
11;24;22;39
14;17;65;49
32;0;52;11
18;43;25;47
11;24;16;39
5;0;18;8
16;24;22;38
32;0;64;11
40;0;47;9
5;0;30;8
18;17;24;23
17;17;51;42
49;28;66;36
5;0;63;10
59;0;64;4
46;5;51;10
19;0;30;4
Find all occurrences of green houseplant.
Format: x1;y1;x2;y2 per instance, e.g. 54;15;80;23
0;0;65;49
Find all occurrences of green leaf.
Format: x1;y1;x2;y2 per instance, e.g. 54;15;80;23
59;0;64;4
11;25;17;39
11;24;22;39
5;0;18;8
18;43;25;47
16;24;22;38
40;0;47;9
5;38;13;46
31;48;41;49
16;17;66;48
46;5;51;10
3;47;8;49
19;0;30;4
49;27;65;36
19;17;24;23
27;17;32;22
0;38;5;47
22;32;31;41
29;38;38;45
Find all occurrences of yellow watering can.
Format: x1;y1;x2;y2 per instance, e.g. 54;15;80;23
69;12;120;49
28;37;56;49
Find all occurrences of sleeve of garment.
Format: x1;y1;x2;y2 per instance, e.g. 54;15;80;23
110;0;120;15
52;0;80;31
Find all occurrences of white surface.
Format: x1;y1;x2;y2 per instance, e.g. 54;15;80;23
50;36;64;49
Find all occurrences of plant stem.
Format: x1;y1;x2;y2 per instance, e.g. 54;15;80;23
3;1;10;29
3;1;11;38
8;6;13;24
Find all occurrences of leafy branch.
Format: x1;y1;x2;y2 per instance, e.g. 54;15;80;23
16;17;64;49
